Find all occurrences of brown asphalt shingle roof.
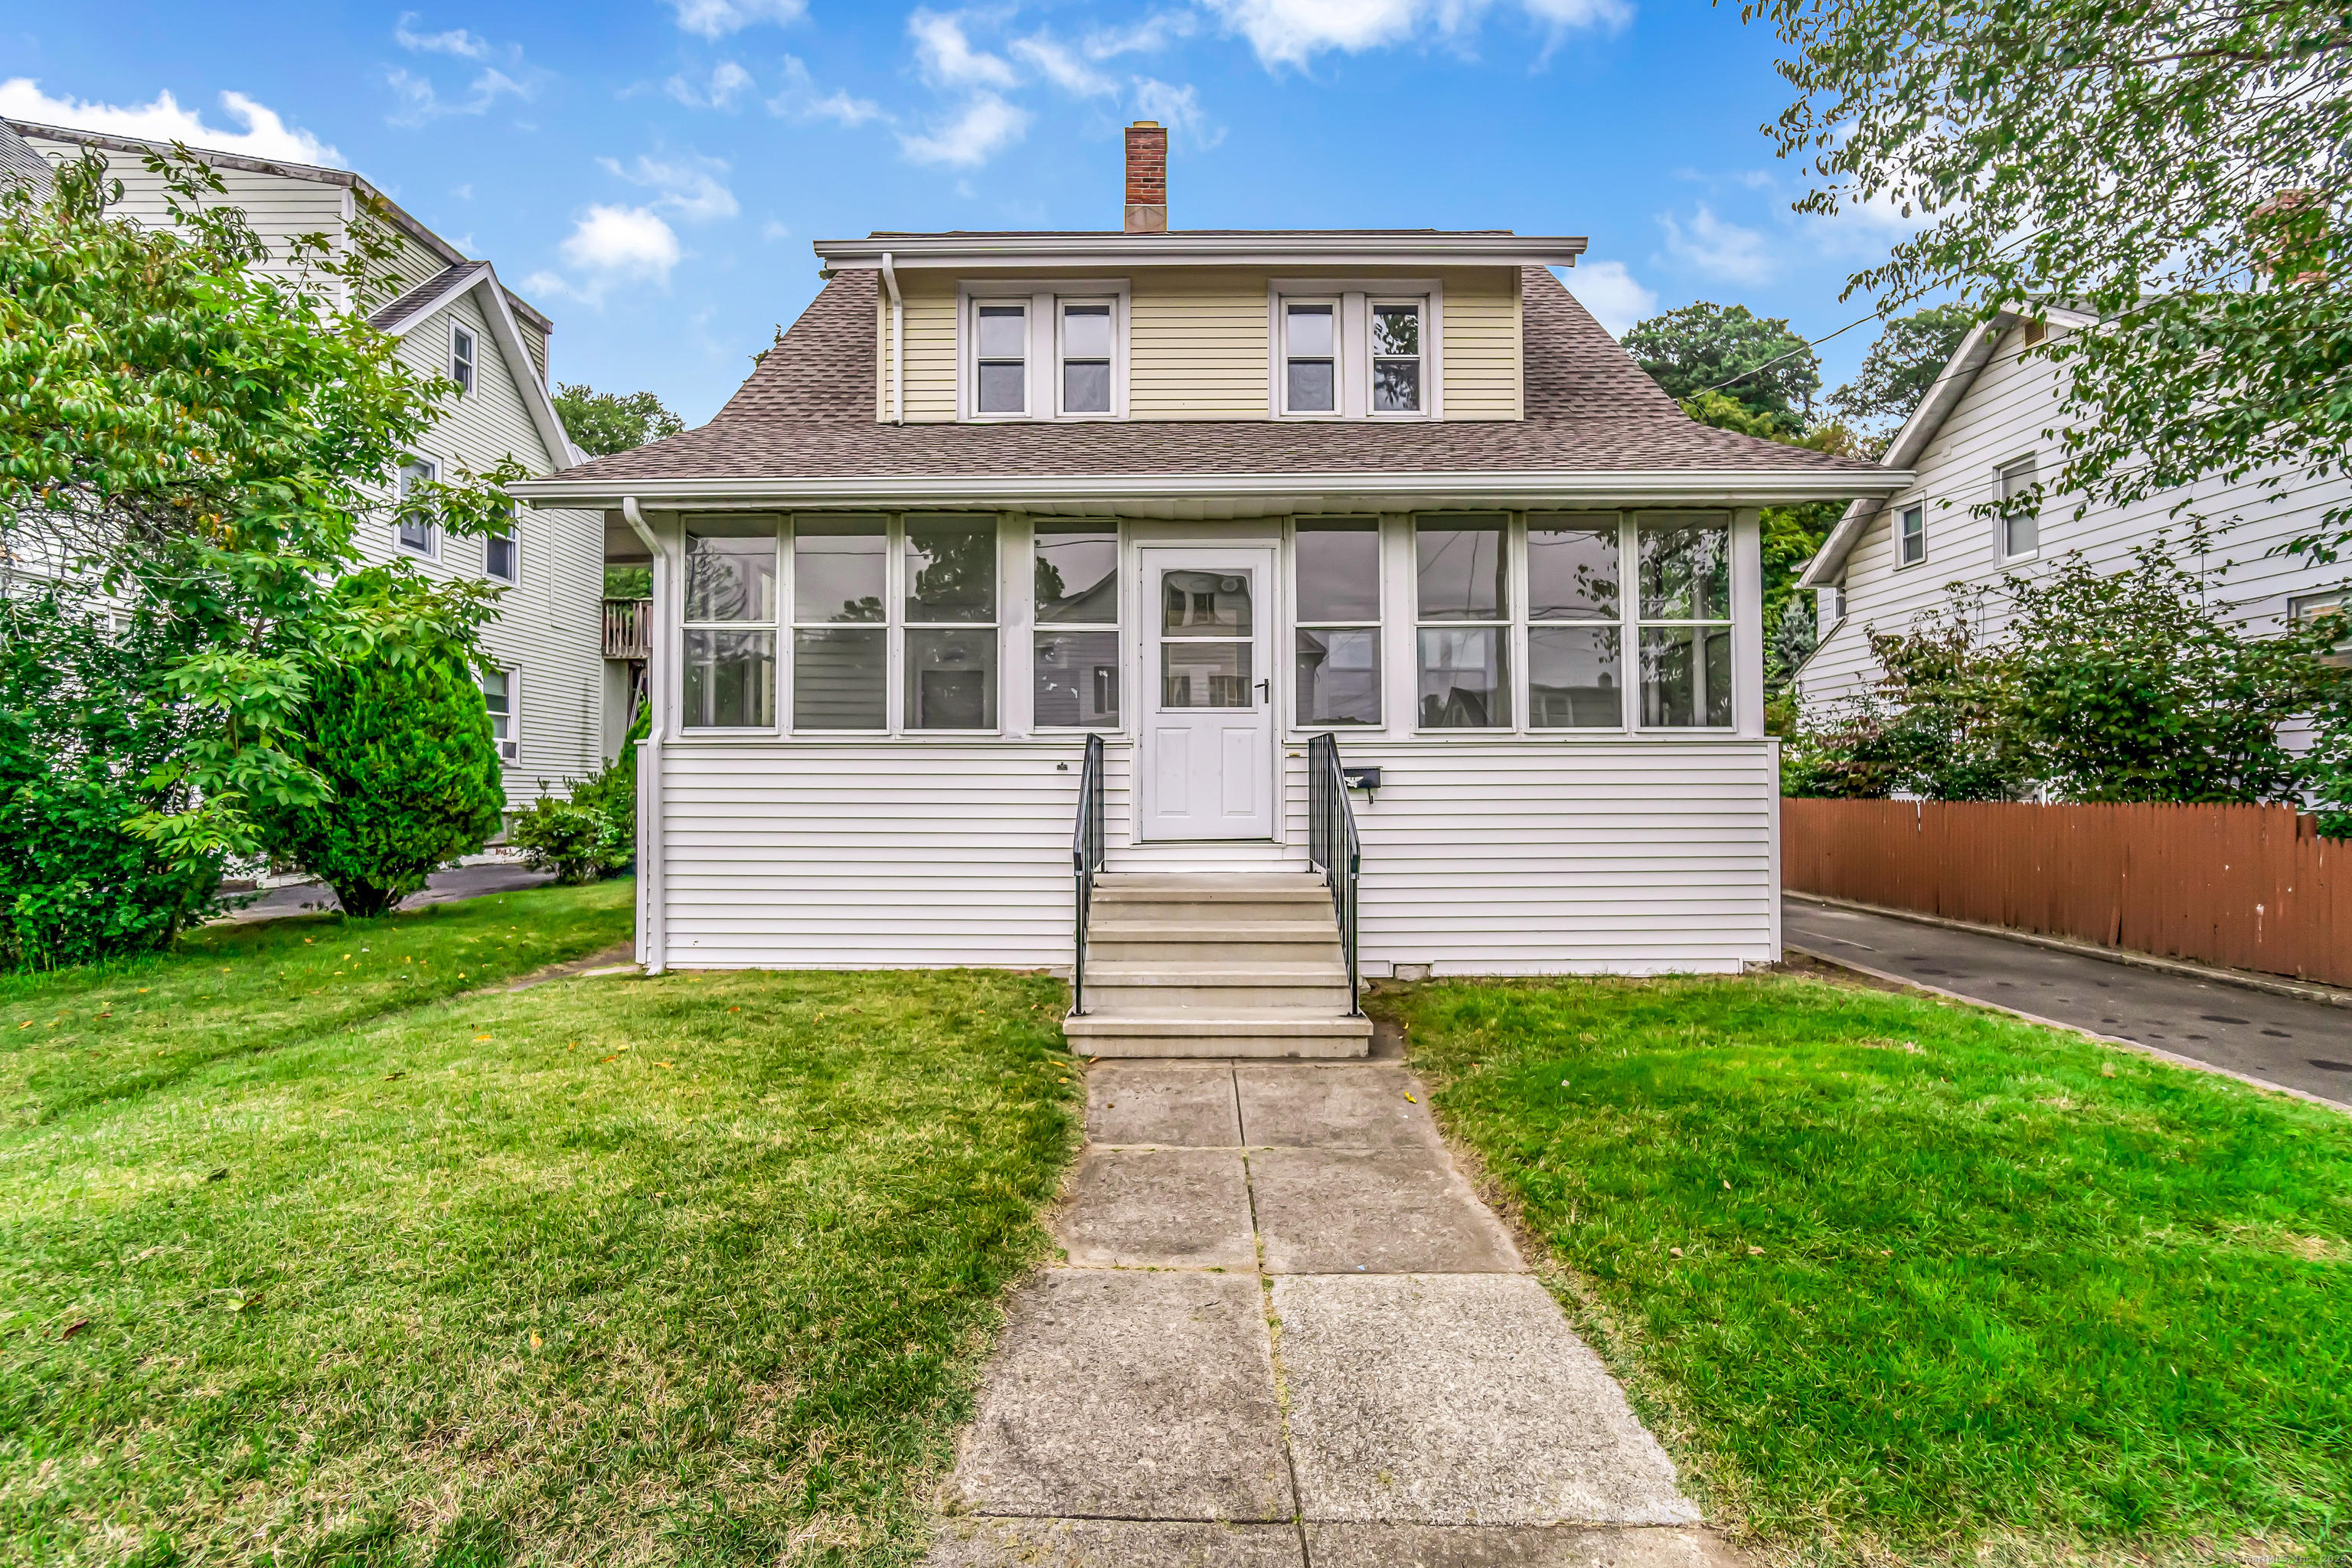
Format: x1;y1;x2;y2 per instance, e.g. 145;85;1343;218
555;266;1886;485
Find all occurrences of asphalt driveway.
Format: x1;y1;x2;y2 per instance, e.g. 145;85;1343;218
218;862;557;923
1782;895;2352;1107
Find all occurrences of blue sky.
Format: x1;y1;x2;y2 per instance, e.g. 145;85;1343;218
3;0;1919;425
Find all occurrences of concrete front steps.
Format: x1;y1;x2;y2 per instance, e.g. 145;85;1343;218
1063;873;1373;1060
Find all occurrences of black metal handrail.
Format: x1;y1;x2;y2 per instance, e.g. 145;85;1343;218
1307;732;1363;1016
1070;732;1106;1017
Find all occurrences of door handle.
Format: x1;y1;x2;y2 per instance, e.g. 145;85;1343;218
1256;678;1270;703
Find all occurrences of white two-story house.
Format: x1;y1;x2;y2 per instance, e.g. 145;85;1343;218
8;117;617;797
513;122;1904;1018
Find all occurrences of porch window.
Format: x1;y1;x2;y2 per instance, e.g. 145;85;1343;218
684;518;779;729
481;666;518;760
974;303;1027;415
791;515;886;730
1636;514;1733;728
1527;514;1622;728
903;514;998;730
1035;522;1120;728
1295;518;1380;726
1282;301;1338;415
1998;456;2039;558
1415;514;1509;727
395;458;438;558
1059;303;1114;416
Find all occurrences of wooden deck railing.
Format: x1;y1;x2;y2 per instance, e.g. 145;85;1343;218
1782;798;2352;987
603;597;651;660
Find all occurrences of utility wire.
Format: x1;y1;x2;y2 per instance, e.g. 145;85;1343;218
1690;310;1880;397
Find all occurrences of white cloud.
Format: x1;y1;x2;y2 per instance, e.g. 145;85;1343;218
766;56;887;126
668;0;806;40
910;10;1018;90
1200;0;1628;69
393;14;492;59
1011;36;1119;96
1132;78;1221;148
666;60;754;109
600;152;739;221
761;219;792;240
529;204;683;305
899;91;1029;167
1566;260;1654;337
387;65;533;126
1660;204;1774;285
1084;11;1201;57
0;79;342;165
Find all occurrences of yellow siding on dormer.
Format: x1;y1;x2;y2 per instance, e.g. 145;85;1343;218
900;276;961;422
1128;269;1272;419
1439;266;1521;420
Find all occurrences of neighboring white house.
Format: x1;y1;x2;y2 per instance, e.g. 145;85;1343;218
1796;307;2351;707
512;123;1907;980
8;119;622;797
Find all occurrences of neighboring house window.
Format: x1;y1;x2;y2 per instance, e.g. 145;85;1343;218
1059;303;1114;416
2292;592;2350;668
481;667;518;762
1415;514;1509;727
903;514;998;730
396;458;439;557
683;518;779;729
974;302;1027;416
1998;456;2040;558
1035;522;1120;728
1638;514;1734;728
450;325;475;396
1282;300;1339;415
1527;514;1623;729
1295;518;1381;726
485;508;518;585
1898;503;1926;567
1370;302;1423;414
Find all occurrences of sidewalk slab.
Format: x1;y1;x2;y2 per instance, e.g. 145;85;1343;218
926;1517;1304;1567
950;1269;1292;1523
1304;1524;1743;1566
1089;1063;1243;1147
1057;1148;1256;1269
1235;1063;1434;1148
1247;1145;1522;1275
1273;1274;1697;1527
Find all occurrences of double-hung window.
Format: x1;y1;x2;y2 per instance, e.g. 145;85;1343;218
450;325;475;396
1295;518;1380;726
1415;515;1509;727
1060;303;1114;416
1034;522;1120;728
903;515;998;730
485;508;519;584
480;667;518;760
1998;456;2039;558
1637;515;1733;728
395;458;439;557
1527;515;1622;728
1282;300;1338;415
1898;503;1926;567
790;516;887;729
974;303;1028;415
1370;302;1423;414
683;518;779;729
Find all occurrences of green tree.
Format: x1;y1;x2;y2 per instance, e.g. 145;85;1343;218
1624;302;1820;433
255;587;507;919
1680;391;1863;648
554;384;686;458
1826;302;1977;442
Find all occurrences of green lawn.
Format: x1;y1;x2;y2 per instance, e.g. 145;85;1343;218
1384;971;2352;1566
2;884;1079;1567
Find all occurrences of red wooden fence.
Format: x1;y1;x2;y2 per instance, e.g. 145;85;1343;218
1781;799;2352;987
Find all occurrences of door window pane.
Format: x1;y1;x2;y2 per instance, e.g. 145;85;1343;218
1416;518;1507;620
1035;629;1120;727
685;522;778;622
1417;629;1507;727
1529;626;1622;728
905;516;996;622
1296;521;1380;622
1527;520;1619;621
1639;626;1733;727
684;629;776;727
1062;304;1112;413
793;516;885;622
1161;641;1253;707
1161;570;1253;636
1297;629;1380;725
792;627;884;728
1286;304;1335;413
1638;518;1730;621
906;627;998;729
1036;526;1118;623
976;303;1026;413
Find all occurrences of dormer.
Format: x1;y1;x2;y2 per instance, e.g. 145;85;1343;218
814;123;1585;428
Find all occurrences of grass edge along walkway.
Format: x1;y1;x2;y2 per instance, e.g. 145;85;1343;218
1380;970;2352;1568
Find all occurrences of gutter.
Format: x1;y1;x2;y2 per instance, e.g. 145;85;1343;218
816;233;1589;270
880;252;903;426
621;498;667;975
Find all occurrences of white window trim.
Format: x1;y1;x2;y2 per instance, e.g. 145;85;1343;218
394;456;440;560
1269;278;1444;421
1032;523;1125;733
957;279;1130;423
683;514;784;735
1996;455;2040;562
1276;294;1344;420
483;664;520;763
450;322;476;397
1289;514;1385;732
1632;512;1739;733
1896;501;1927;569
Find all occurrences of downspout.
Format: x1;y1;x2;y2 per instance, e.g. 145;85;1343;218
880;252;903;425
621;496;668;974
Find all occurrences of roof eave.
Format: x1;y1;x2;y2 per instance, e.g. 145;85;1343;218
813;234;1589;271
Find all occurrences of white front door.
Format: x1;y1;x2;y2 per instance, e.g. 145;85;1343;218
1138;547;1277;840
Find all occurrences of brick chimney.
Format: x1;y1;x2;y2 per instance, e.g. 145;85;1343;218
1123;121;1167;234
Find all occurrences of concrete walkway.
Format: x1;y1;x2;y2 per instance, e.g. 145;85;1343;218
927;1055;1738;1568
1783;896;2352;1107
